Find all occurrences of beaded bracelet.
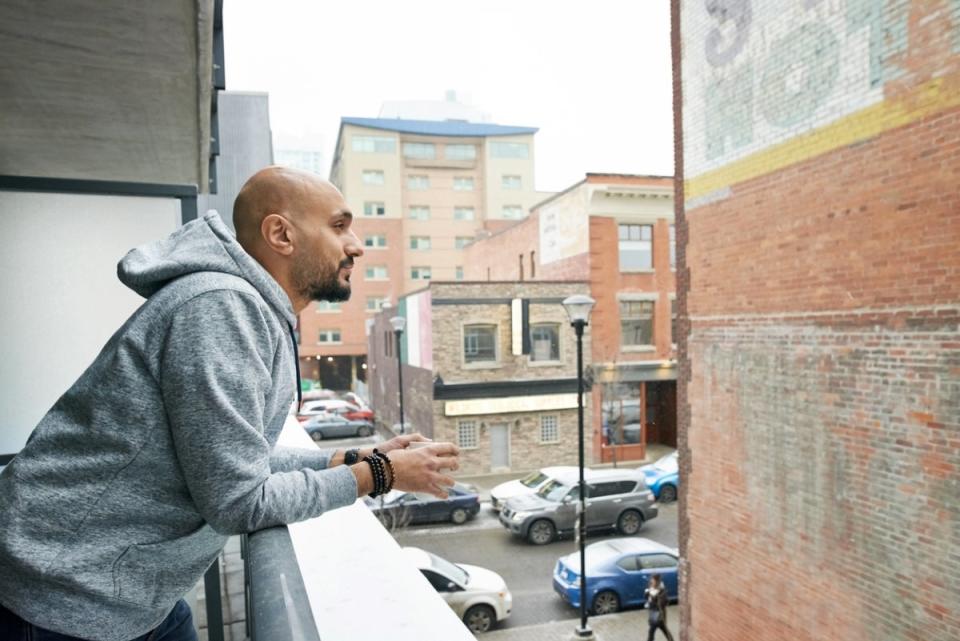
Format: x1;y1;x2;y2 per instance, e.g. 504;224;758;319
363;454;386;497
374;449;396;494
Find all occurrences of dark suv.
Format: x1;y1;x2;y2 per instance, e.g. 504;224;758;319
498;468;658;545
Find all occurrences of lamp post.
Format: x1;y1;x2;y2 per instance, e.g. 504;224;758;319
389;315;407;434
562;294;596;639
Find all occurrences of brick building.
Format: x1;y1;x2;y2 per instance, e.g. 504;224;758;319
675;1;960;640
367;282;591;474
463;174;677;464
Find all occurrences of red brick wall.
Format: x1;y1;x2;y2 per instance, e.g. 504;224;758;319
677;2;960;640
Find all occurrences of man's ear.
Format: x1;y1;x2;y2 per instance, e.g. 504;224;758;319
261;213;295;256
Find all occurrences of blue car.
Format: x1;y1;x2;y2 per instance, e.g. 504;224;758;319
364;482;481;528
639;451;678;502
552;538;679;615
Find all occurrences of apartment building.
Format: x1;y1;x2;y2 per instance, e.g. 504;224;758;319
367;282;591;474
463;174;676;463
299;116;541;391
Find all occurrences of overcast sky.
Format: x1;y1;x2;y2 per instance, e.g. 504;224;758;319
224;0;674;193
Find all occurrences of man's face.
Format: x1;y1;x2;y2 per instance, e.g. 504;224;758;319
291;186;362;304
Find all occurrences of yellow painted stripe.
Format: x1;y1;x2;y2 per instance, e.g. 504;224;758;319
685;78;960;200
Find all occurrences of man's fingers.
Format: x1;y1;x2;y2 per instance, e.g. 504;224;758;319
404;433;430;444
425;442;459;457
436;473;456;488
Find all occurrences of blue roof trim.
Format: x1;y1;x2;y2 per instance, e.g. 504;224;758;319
341;117;538;137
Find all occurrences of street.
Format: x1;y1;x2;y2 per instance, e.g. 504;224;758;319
393;500;679;630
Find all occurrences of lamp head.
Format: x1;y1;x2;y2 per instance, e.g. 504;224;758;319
562;294;595;325
389;315;407;333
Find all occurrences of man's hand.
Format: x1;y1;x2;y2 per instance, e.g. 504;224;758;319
377;432;431;454
387;442;460;499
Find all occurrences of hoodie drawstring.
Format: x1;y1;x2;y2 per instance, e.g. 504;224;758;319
288;323;302;409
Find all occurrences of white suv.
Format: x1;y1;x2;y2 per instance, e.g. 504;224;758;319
489;466;577;512
404;547;512;633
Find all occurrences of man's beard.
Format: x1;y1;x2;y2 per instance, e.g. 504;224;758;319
295;255;353;303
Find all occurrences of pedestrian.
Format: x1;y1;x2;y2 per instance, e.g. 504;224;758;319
644;573;674;641
0;167;460;641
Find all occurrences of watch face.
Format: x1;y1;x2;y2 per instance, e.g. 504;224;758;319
346;449;359;465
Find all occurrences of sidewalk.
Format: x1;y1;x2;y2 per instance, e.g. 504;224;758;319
456;442;676;502
486;606;679;641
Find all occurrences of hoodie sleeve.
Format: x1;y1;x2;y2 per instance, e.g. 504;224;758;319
269;445;336;472
159;290;357;534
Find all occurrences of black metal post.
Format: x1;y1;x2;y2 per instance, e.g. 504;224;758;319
395;329;405;434
574;319;591;636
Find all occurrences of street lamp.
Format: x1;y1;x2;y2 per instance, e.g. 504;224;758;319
389;315;407;434
562;294;596;639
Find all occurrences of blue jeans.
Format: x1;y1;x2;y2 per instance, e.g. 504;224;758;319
0;600;198;641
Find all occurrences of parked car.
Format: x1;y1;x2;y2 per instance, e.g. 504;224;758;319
489;466;577;512
297;399;374;423
339;391;370;409
403;546;512;633
302;414;374;441
364;483;481;527
553;537;679;615
498;468;657;545
639;451;678;502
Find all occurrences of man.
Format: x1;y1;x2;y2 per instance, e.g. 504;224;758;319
0;167;460;641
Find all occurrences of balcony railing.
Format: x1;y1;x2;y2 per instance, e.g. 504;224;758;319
204;418;476;641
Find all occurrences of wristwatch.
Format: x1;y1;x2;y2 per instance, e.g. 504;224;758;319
344;448;361;465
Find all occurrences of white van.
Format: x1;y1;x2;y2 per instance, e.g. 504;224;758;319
489;466;577;512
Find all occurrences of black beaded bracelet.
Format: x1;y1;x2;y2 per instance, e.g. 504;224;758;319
363;454;386;498
374;449;396;494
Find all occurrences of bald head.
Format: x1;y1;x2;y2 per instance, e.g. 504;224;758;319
233;166;341;251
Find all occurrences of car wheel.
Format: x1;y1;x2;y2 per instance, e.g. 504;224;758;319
658;484;677;503
463;604;496;633
450;507;469;525
356;425;372;437
310;431;324;442
617;509;643;535
592;590;620;615
527;519;556;545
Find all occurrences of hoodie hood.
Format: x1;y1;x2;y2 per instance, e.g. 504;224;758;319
117;212;296;327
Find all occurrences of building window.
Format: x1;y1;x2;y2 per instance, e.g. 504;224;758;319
502;174;522;189
619;224;653;270
669;224;676;269
366;297;388;312
365;265;388;280
502;205;524;219
363;202;386;217
407;174;430;189
403;142;435;159
519;254;524;281
530;323;560;361
540;415;559;443
410;266;432;280
620;300;654;347
464;324;497;363
457;420;479;449
410;236;431;250
384;330;393;356
453;206;475;221
318;329;342;344
364;234;387;248
409;206;430;220
352;136;396;153
445;144;476;160
671;298;678;346
315;301;341;313
453;176;475;191
530;251;536;278
455;266;464;281
455;236;472;249
361;170;385;185
490;141;529;158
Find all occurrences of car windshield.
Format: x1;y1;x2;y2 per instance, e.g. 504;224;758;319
520;471;548;488
428;551;469;585
654;453;678;473
537;479;573;502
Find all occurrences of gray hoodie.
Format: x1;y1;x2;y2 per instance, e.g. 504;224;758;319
0;212;358;641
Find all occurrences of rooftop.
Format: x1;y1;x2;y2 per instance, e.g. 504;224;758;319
341;116;538;138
